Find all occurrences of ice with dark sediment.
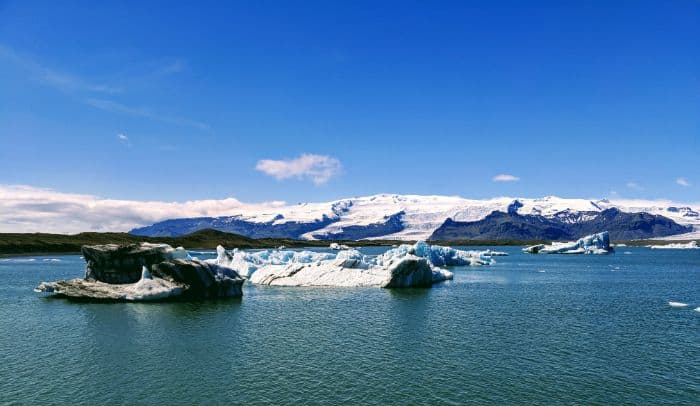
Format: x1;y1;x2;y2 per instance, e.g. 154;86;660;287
35;243;243;301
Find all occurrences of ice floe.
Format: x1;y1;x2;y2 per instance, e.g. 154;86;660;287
668;301;689;308
482;249;508;256
0;258;37;262
648;241;699;249
523;232;612;254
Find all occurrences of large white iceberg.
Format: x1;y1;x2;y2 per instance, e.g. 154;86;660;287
210;241;495;288
648;241;698;249
523;231;612;254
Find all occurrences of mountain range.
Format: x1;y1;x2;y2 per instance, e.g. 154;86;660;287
130;195;700;241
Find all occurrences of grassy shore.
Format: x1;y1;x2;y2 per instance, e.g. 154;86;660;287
0;229;401;256
1;229;696;256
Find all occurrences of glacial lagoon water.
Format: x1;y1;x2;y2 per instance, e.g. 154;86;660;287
1;246;698;405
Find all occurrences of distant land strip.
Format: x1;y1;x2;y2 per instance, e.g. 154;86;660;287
0;228;697;256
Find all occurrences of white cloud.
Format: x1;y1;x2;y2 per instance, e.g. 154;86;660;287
676;178;690;187
0;184;256;233
492;174;520;182
117;133;130;146
626;182;643;191
255;154;342;185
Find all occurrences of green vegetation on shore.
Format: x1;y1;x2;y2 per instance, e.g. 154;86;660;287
0;228;696;256
0;229;399;256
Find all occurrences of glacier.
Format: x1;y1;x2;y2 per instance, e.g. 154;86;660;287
129;194;700;241
523;231;613;255
210;241;496;288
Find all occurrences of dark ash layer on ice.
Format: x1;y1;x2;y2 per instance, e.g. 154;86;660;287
35;243;243;301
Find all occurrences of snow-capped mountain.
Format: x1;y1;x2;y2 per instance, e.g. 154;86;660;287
130;194;700;241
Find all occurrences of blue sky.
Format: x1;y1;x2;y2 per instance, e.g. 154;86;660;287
0;0;697;204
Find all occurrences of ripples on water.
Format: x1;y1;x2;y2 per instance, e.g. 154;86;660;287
0;247;698;405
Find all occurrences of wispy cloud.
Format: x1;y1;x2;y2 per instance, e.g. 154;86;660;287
626;182;644;191
1;44;207;131
255;154;343;185
158;59;186;75
0;44;121;94
676;177;691;187
86;98;209;130
492;174;520;182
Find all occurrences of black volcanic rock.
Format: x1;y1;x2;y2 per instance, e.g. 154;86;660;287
430;211;572;241
130;201;355;238
129;215;338;239
569;208;692;240
430;209;692;241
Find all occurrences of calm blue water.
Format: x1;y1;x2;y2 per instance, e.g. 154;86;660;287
1;247;698;405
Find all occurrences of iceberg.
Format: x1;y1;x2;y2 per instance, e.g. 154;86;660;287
329;242;350;250
523;231;612;254
648;241;699;249
211;241;494;288
482;249;508;256
35;243;243;301
382;241;495;267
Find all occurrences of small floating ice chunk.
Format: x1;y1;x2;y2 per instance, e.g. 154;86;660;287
329;243;350;250
649;241;699;250
0;258;37;263
668;301;689;308
695;307;700;313
482;249;508;257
